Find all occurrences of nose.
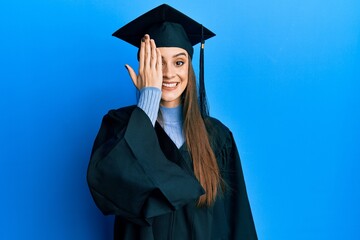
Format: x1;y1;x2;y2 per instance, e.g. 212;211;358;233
162;63;175;79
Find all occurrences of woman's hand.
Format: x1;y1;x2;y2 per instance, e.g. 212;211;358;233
125;34;163;90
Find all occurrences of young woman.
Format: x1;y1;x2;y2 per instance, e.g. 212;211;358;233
87;4;257;240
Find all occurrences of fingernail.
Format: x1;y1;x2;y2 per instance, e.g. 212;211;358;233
141;37;145;42
124;65;128;70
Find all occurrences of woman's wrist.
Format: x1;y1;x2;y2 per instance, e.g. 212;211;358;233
137;87;162;126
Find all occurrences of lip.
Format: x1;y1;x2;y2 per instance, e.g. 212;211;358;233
162;82;179;89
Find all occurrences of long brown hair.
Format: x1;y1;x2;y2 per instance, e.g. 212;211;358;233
182;58;221;206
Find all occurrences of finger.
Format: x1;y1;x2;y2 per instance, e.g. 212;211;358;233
139;36;145;74
150;39;157;69
144;34;151;69
125;64;138;88
156;48;162;75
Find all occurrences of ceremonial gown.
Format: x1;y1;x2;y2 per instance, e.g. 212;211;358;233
87;105;257;239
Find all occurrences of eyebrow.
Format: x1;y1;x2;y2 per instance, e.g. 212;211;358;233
173;52;187;58
161;52;188;60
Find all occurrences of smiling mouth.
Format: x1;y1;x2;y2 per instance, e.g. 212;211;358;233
162;82;179;88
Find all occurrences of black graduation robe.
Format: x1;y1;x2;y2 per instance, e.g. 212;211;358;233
87;106;257;240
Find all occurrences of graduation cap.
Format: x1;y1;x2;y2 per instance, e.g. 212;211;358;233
113;4;215;116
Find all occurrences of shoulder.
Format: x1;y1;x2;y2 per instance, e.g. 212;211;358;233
204;116;231;137
103;105;137;123
98;105;138;131
107;105;137;118
204;116;233;152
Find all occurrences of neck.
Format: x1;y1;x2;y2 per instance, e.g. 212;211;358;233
159;104;183;123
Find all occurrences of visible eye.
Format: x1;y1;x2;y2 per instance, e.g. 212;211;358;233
175;61;185;66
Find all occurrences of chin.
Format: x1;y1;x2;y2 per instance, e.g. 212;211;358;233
161;94;182;107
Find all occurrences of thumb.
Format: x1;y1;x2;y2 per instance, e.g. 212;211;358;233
125;64;138;88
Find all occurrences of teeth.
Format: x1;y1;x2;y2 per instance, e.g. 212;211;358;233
162;82;177;88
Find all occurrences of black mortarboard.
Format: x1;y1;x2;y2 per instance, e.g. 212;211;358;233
112;4;215;116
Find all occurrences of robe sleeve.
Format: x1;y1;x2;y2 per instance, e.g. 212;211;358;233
223;132;258;240
87;107;204;226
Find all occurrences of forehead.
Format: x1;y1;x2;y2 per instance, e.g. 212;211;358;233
158;47;188;58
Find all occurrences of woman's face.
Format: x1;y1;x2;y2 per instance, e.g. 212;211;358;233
158;47;189;108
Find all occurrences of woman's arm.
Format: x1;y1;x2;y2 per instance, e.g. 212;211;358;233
87;107;204;226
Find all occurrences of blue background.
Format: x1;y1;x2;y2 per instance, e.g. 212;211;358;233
1;0;359;239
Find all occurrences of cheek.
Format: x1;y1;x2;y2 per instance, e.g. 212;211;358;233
178;66;188;83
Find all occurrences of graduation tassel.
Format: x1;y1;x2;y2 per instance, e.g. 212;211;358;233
199;25;209;117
